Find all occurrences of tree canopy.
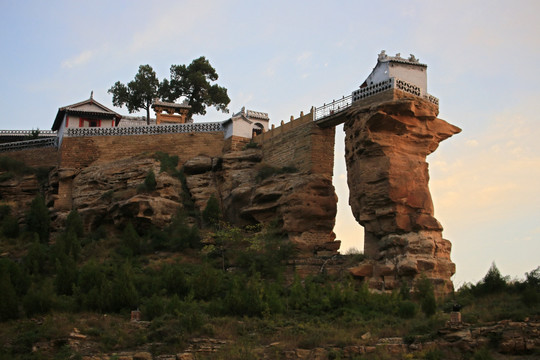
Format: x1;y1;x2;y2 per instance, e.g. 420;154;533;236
160;56;230;119
108;57;230;124
108;65;159;125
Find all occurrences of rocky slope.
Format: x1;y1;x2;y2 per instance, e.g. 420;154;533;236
46;149;339;257
344;96;461;294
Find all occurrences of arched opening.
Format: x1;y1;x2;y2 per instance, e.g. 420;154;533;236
332;124;365;255
252;123;264;137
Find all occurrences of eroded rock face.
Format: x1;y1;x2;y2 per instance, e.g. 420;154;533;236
183;149;339;256
344;96;461;293
70;157;183;231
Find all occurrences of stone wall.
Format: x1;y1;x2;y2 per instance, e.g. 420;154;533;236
254;110;335;177
55;132;225;210
60;132;225;169
0;146;58;168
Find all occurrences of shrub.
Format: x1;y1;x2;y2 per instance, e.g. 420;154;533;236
416;275;437;317
477;263;508;295
155;152;179;175
23;282;54;316
137;169;157;193
471;347;494;360
202;194;221;227
0;269;19;321
26;194;50;243
122;222;141;256
54;255;77;296
243;141;259;149
65;210;84;238
398;300;417;319
24;240;50;275
256;164;298;182
144;169;157;191
1;214;19;238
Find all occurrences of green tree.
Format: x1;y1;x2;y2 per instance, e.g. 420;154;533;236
160;56;230;119
65;210;84;238
122;222;141;256
202;194;221;227
26;194;50;243
0;270;19;321
479;262;508;295
108;64;160;125
416;275;437;317
54;255;77;296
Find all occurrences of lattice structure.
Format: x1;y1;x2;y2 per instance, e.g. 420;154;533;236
0;130;56;137
316;78;439;122
314;96;352;121
66;122;224;137
0;137;58;153
352;79;394;102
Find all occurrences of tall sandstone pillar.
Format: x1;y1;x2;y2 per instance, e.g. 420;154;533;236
345;89;461;294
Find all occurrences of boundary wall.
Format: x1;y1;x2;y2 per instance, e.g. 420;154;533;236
0;146;58;168
253;109;335;177
60;132;225;169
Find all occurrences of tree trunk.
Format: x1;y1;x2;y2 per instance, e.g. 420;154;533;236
146;106;150;126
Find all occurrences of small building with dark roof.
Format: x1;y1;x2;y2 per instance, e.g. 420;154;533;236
361;51;428;95
151;100;192;124
222;107;269;139
52;93;121;143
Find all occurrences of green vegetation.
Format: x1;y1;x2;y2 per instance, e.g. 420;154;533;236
108;57;230;124
256;164;298;182
0;155;51;185
0;155;537;358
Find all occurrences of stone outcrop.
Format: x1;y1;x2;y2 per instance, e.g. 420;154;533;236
0;174;41;219
344;93;461;293
45;149;339;257
183;149;339;256
68;157;183;231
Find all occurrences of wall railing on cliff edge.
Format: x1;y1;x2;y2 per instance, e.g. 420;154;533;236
314;77;439;122
0;137;58;153
65;122;224;137
0;129;56;137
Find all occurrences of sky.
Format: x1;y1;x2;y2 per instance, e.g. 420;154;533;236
0;0;539;286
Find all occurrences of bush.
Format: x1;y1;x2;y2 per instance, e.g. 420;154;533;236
398;300;417;319
416;276;437;317
256;164;298;182
0;269;19;321
23;282;54;316
1;214;19;238
155;152;179;175
202;194;221;227
26;194;50;243
477;263;508;295
65;210;84;238
122;222;141;256
137;169;157;193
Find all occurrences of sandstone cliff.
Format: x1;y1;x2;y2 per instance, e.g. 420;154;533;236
48;149;339;256
344;96;461;293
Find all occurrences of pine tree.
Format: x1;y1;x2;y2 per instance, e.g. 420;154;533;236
26;194;50;243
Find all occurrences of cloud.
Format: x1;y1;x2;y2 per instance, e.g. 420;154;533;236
296;51;312;64
61;50;93;68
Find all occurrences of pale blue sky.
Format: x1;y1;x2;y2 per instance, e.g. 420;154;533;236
1;0;539;285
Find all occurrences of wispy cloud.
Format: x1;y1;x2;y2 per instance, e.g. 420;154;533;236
61;50;93;68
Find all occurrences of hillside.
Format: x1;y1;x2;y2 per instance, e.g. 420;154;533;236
0;153;538;359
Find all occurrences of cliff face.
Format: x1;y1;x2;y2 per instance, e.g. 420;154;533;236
344;96;461;293
184;149;339;256
48;149;339;256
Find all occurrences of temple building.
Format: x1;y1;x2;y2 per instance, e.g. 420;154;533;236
222;107;269;139
151;100;192;124
361;51;427;95
51;93;122;142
